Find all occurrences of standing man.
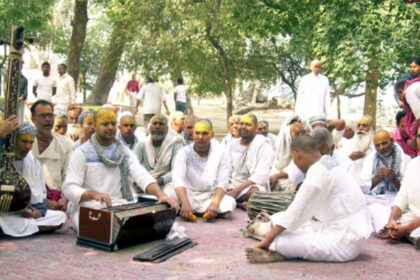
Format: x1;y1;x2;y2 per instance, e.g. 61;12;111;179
30;100;73;211
62;109;179;231
135;77;170;128
294;59;331;121
33;62;57;102
125;74;140;113
174;77;187;114
55;63;76;116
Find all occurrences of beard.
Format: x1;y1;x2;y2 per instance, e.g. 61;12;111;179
67;123;82;141
151;131;166;142
355;129;374;152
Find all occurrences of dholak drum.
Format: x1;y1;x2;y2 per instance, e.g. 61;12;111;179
247;192;294;220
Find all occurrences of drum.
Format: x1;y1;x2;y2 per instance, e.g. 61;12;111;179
247;191;294;220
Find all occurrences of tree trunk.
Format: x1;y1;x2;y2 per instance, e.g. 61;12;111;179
87;25;126;105
66;0;88;88
363;54;379;126
225;83;233;121
336;94;341;119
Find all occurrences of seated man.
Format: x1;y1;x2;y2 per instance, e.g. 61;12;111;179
0;123;67;237
117;111;139;150
169;111;185;136
225;113;272;206
62;109;179;231
360;129;410;206
133;114;185;190
73;109;96;150
257;119;276;150
181;115;198;145
170;119;236;221
370;127;420;248
221;115;241;148
390;109;417;158
308;115;345;145
30;100;73;211
66;104;83;142
341;115;376;185
246;135;372;263
270;115;305;192
53;114;68;136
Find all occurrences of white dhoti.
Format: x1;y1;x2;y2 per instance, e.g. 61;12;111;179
0;210;67;237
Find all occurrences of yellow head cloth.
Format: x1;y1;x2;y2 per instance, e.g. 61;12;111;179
95;109;117;125
17;134;35;142
194;120;212;134
357;116;372;126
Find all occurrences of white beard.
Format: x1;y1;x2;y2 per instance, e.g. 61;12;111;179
355;130;374;152
66;123;82;141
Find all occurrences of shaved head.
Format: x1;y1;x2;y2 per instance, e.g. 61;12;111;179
291;135;318;154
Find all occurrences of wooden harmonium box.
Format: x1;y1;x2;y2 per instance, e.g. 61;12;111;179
77;202;176;251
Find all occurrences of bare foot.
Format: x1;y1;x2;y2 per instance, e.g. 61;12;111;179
245;247;285;263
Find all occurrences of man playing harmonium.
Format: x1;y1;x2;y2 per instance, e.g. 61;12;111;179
169;119;236;221
62;109;179;231
225;113;273;208
133;114;185;191
0;123;67;237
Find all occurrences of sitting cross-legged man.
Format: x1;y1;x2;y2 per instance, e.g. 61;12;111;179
0;123;67;237
169;119;236;221
246;135;371;263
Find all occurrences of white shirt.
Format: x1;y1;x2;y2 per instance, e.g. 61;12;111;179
32;132;73;191
55;73;76;105
137;83;166;114
174;84;187;103
405;82;420;119
393;156;420;217
295;72;331;120
33;75;56;102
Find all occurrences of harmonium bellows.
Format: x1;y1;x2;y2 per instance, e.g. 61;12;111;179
77;202;176;251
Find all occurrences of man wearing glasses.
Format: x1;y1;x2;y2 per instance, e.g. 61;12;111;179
30;100;73;212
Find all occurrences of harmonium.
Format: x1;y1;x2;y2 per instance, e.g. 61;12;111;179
77;202;176;251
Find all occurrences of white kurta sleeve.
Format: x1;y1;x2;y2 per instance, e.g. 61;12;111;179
172;148;187;189
271;164;331;232
214;152;230;190
127;149;156;192
62;149;88;204
137;86;145;101
405;83;420;119
393;160;414;212
360;152;374;187
248;142;272;186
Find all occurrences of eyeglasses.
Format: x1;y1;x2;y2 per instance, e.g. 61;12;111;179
37;113;54;120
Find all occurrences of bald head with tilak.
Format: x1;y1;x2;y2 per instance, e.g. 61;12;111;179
373;129;394;157
93;109;118;146
193;118;214;157
239;113;258;145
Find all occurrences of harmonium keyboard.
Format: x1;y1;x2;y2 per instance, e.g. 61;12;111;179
77;202;176;251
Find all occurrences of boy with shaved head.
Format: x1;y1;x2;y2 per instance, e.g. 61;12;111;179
63;109;179;231
170;119;236;221
221;115;241;149
246;135;371;263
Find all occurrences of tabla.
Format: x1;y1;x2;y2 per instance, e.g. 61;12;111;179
247;192;294;220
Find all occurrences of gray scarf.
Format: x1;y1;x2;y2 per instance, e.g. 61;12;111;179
90;133;133;201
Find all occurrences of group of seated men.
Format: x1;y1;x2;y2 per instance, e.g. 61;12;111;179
0;87;419;264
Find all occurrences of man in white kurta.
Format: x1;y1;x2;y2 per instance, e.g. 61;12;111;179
360;130;410;207
226;113;273;203
30;100;73;211
0;123;67;237
170;120;236;221
246;135;372;263
32;61;56;102
62;109;179;232
133;114;185;190
220;115;241;150
54;64;76;116
294;59;331;121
